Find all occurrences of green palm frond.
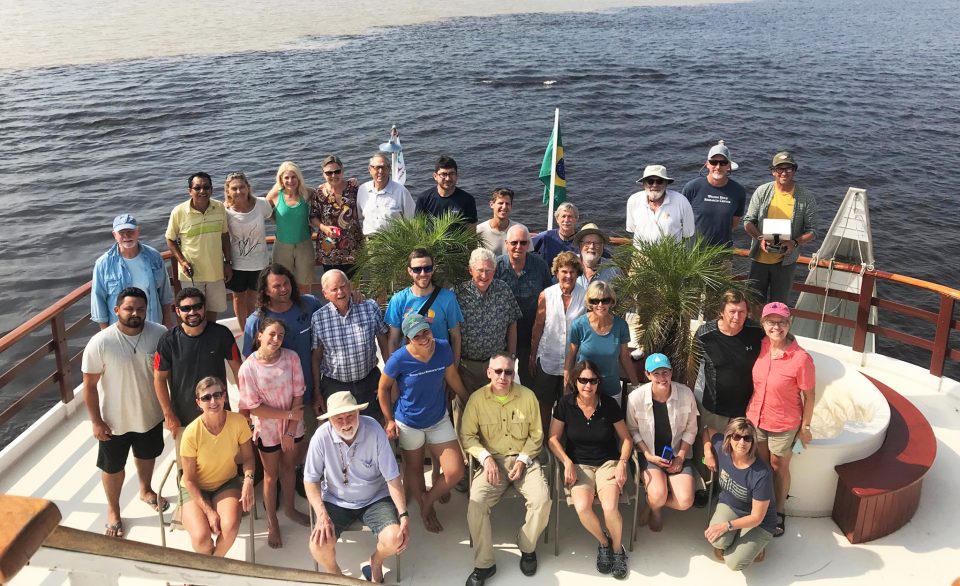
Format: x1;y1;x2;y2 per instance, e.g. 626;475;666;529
612;235;746;384
353;211;483;298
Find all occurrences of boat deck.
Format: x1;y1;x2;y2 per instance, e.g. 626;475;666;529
2;336;960;585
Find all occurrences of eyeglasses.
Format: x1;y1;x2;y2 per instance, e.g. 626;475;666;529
409;265;434;274
581;240;603;248
772;166;796;174
764;319;789;329
369;164;388;171
190;184;212;191
589;297;614;305
731;433;754;443
436;171;457;178
198;390;226;402
491;368;514;377
508;240;529;247
643;178;665;185
707;159;730;167
323;169;343;176
177;302;204;313
577;377;600;385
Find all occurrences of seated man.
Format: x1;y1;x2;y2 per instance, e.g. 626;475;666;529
460;352;550;586
306;392;409;583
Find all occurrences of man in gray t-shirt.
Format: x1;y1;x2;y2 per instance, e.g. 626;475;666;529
82;287;168;537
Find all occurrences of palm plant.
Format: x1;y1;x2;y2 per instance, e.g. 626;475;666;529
612;235;747;384
352;211;483;298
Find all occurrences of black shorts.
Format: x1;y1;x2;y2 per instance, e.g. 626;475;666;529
226;269;261;293
320;367;383;423
256;434;304;454
96;421;165;474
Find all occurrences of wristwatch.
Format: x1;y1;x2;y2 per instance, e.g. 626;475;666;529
399;511;410;519
727;520;734;531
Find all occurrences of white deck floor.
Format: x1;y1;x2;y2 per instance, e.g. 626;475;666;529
3;337;960;585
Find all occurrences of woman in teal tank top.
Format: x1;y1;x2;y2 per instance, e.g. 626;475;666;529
267;161;315;293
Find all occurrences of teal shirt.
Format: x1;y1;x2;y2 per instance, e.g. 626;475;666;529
275;190;311;244
568;314;631;397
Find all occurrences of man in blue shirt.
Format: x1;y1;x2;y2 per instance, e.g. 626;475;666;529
682;141;746;248
531;201;579;268
91;214;173;329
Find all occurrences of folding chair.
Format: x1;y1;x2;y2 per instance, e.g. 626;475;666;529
629;453;715;551
551;451;641;556
309;504;402;582
466;453;551;548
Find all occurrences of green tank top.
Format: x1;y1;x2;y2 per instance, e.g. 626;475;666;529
275;190;311;244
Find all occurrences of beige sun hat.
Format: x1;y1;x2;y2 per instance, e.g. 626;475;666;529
636;164;674;184
318;391;368;420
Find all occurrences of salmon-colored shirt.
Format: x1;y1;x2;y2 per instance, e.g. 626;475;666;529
238;348;305;446
746;338;815;432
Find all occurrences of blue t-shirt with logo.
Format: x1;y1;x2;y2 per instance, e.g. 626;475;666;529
384;287;463;340
384;339;453;428
681;176;746;247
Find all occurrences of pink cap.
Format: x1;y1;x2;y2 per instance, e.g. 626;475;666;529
761;302;791;319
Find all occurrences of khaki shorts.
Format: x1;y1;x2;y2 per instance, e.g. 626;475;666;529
700;408;733;437
272;240;315;288
567;460;621;497
193;279;227;313
396;413;458;451
757;426;799;457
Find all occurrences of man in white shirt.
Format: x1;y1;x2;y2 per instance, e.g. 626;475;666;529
625;165;695;244
356;152;415;235
476;188;517;256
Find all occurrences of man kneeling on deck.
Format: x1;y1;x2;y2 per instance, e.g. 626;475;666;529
460;352;550;586
305;392;409;583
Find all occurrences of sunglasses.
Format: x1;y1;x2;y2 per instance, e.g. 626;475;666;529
577;376;600;385
508;240;529;247
409;265;434;274
491;368;514;377
643;178;666;185
323;169;343;176
177;302;204;313
198;390;226;402
731;433;754;443
707;159;730;167
589;297;614;305
190;184;212;191
369;164;388;171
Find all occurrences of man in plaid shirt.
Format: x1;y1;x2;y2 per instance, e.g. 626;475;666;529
310;269;390;423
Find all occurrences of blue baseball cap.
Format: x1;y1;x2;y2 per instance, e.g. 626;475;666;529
112;214;138;231
645;353;672;372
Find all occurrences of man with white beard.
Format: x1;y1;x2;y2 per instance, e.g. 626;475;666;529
681;141;747;248
572;223;620;289
625;165;695;244
306;392;409;583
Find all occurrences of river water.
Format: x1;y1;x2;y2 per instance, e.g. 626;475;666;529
1;0;958;444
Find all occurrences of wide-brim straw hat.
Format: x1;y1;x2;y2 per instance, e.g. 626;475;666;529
318;391;368;420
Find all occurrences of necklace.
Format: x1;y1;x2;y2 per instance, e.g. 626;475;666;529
335;442;351;485
119;329;143;354
256;349;281;364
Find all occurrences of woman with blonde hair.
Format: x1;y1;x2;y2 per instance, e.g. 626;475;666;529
702;417;777;570
309;155;363;276
179;377;255;557
223;172;272;327
267;161;314;293
564;280;638;404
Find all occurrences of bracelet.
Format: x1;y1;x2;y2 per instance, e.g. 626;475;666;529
244;474;255;480
286;432;296;437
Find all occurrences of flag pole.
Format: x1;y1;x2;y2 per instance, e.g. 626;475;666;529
547;108;559;231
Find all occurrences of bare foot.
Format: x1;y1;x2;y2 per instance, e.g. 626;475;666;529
285;508;311;527
649;510;663;532
636;504;650;527
421;507;443;533
267;524;283;549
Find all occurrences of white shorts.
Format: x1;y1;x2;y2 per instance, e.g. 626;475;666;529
396;413;458;451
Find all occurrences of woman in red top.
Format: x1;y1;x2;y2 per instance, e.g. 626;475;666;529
745;302;815;538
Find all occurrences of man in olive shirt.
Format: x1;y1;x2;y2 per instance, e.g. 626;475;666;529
460;353;549;586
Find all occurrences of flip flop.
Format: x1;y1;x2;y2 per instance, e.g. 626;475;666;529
141;494;170;513
104;521;124;538
360;562;384;583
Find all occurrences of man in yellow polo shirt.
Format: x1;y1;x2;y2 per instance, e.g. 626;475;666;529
460;352;549;586
743;152;818;307
166;172;232;322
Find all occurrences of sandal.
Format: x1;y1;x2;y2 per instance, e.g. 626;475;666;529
141;494;170;513
104;521;124;538
774;512;785;537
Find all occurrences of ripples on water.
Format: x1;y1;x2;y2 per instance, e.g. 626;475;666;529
1;0;959;441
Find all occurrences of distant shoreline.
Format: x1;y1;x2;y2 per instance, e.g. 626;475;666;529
0;0;746;71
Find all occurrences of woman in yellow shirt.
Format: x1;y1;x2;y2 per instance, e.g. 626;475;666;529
179;376;255;556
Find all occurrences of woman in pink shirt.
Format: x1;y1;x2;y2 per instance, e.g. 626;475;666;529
745;302;815;538
238;317;309;548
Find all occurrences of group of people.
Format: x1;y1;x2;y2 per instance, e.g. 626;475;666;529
81;140;818;583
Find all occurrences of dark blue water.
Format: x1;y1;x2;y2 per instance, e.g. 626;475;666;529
1;0;959;443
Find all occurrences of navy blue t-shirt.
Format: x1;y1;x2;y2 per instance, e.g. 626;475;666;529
681;177;746;247
712;433;779;534
415;187;478;225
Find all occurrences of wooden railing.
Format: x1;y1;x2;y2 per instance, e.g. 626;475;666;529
1;244;958;430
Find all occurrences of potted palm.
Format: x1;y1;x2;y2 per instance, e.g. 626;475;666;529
612;235;747;385
352;211;484;298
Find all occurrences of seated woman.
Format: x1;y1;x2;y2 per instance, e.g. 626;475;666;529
238;317;309;549
703;417;777;570
548;360;632;579
179;377;255;556
625;353;698;531
378;312;469;534
745;302;816;537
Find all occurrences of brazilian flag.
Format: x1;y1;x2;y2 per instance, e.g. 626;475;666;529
538;122;567;205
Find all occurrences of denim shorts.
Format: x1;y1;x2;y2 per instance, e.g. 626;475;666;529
324;497;398;538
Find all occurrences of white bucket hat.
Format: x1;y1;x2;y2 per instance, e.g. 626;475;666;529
318;391;368;420
636;164;674;184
